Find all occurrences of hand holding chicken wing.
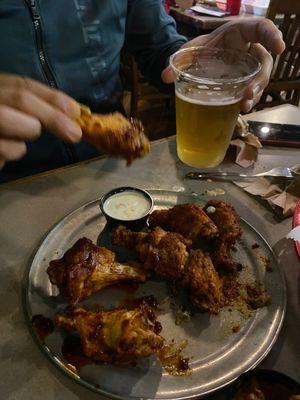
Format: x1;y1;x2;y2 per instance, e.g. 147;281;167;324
77;104;150;165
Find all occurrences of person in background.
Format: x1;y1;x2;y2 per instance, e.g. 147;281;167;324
0;1;284;182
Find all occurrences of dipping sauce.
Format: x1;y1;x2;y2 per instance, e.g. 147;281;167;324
103;191;151;221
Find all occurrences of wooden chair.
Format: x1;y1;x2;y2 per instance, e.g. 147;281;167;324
257;0;300;109
120;52;176;140
128;56;174;119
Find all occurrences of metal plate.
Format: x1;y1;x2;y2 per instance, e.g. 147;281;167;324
292;200;300;261
25;190;286;400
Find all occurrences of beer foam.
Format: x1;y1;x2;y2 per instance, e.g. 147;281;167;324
186;61;251;80
175;90;239;106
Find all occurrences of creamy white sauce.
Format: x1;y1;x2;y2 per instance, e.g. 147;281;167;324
103;191;151;220
206;206;216;214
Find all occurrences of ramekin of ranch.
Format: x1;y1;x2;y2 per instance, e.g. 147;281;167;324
99;187;153;228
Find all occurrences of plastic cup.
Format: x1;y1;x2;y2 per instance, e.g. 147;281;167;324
170;46;260;168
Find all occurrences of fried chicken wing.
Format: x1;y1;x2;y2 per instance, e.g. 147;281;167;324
112;225;222;313
184;250;222;314
212;238;242;271
47;237;146;304
55;302;163;364
111;225;150;261
204;200;242;243
204;200;242;271
77;104;150;165
112;225;192;281
148;204;218;241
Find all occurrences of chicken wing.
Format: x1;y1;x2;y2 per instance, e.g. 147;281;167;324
204;200;242;271
112;226;222;313
47;237;146;304
77;104;150;165
148;204;218;241
55;302;163;364
184;249;222;314
204;200;241;243
111;225;150;261
212;238;242;271
112;225;192;281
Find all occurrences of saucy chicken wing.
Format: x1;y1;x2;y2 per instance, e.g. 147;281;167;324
204;200;242;271
47;237;146;304
112;226;222;313
112;225;192;281
55;302;163;364
77;104;150;165
148;204;218;241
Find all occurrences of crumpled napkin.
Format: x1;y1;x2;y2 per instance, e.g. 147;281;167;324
230;116;262;168
235;166;300;217
228;116;299;217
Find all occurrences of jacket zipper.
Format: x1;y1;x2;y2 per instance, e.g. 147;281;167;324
26;0;56;88
25;0;76;162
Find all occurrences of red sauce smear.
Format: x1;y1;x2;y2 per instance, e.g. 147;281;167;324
61;335;93;374
122;294;159;310
32;314;54;341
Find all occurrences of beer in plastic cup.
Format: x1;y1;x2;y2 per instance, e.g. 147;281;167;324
169;47;260;168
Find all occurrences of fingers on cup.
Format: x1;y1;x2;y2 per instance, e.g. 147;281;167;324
243;42;273;103
161;66;176;84
241;88;263;113
241;19;285;54
258;19;285;54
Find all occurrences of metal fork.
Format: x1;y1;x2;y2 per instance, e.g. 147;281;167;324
185;167;297;181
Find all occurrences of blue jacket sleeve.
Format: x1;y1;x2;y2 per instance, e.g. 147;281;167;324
125;0;187;90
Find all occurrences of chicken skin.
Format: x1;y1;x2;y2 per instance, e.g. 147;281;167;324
204;200;242;271
204;200;242;242
112;226;222;313
184;250;222;314
112;225;192;281
47;237;146;304
148;204;218;241
55;302;163;364
77;104;150;165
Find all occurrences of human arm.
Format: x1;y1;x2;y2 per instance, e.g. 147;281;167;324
125;0;187;91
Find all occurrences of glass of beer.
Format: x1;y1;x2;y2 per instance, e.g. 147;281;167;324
170;47;260;168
